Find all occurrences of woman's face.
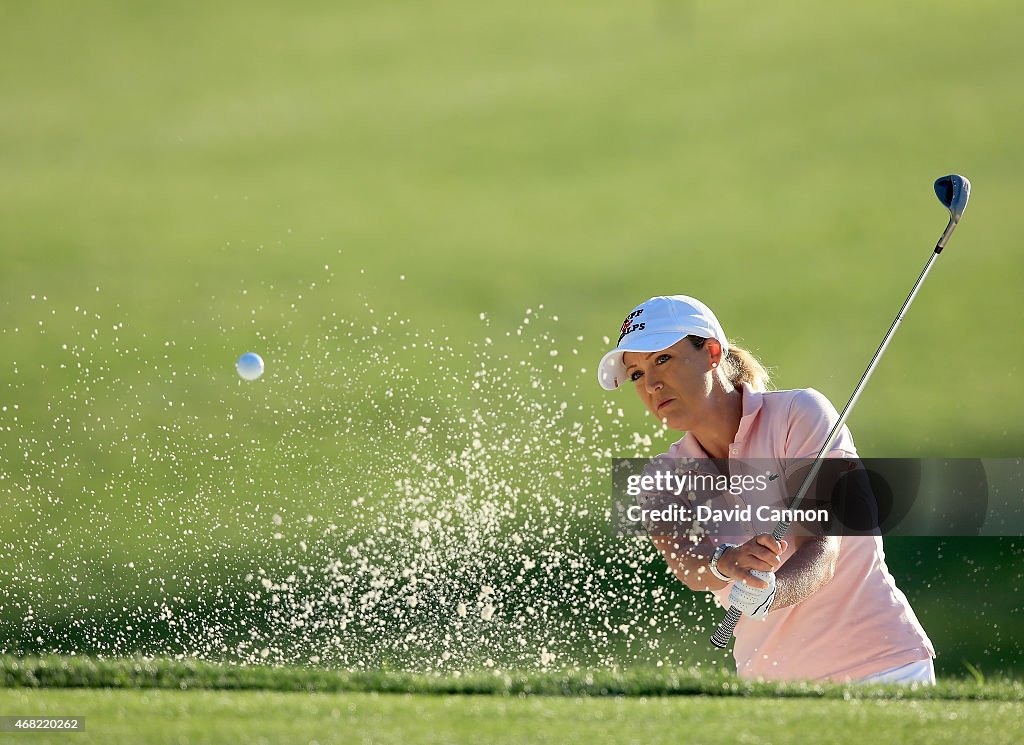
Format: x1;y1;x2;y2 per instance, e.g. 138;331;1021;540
621;337;718;430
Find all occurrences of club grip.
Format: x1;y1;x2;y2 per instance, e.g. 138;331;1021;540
711;606;742;648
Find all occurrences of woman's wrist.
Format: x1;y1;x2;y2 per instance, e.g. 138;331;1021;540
708;543;736;582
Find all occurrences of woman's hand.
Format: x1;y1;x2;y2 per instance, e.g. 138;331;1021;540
727;570;776;619
719;534;788;589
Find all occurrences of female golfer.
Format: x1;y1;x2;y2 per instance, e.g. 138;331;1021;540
598;295;935;684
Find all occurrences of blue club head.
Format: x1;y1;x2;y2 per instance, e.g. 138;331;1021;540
934;174;971;223
933;174;971;252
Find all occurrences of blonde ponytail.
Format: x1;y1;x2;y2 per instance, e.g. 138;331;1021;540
689;337;771;392
722;344;770;392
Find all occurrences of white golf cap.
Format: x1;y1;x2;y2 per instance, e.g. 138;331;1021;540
597;295;729;391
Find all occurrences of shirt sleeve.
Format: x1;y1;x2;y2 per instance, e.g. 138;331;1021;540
635;455;703;541
784;388;859;460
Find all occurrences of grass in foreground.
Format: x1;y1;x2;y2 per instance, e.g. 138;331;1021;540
3;656;1022;745
2;655;1021;701
2;687;1022;745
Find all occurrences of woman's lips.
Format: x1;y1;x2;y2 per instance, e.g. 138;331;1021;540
656;397;675;411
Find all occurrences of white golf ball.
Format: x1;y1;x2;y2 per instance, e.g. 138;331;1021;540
236;352;265;381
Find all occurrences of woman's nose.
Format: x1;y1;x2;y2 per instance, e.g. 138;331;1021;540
644;373;663;393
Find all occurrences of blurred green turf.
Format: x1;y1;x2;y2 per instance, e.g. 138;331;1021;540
3;1;1022;443
2;685;1023;745
2;1;1023;675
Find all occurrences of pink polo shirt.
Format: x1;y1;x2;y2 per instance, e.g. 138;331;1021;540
666;383;935;682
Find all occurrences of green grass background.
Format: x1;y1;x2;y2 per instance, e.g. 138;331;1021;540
2;0;1024;681
2;657;1023;745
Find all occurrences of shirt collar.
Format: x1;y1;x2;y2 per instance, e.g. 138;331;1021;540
668;381;764;458
733;381;764;445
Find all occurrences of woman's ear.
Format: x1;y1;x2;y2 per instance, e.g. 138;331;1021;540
705;338;724;369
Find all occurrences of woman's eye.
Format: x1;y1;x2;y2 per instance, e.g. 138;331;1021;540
656;354;671;364
630;370;643;382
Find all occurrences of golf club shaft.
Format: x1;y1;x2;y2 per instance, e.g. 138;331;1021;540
711;248;944;649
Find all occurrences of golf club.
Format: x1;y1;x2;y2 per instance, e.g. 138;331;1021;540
710;174;972;649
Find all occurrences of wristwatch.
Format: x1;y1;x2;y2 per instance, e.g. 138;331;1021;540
709;543;736;583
